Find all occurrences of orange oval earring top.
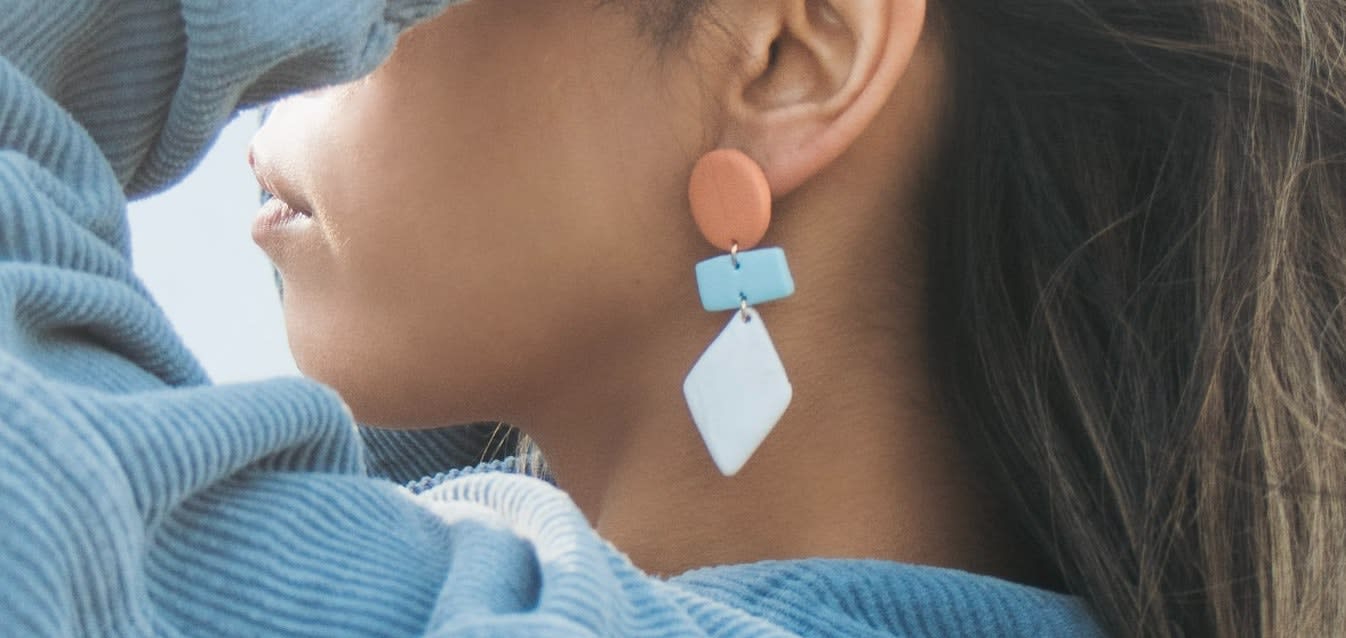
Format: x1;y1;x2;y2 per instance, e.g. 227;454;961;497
688;149;772;252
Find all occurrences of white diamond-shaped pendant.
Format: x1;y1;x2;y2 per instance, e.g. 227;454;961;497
683;307;793;476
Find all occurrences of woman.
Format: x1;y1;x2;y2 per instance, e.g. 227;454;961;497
0;0;1341;636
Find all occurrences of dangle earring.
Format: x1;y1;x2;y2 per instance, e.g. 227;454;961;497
682;149;795;477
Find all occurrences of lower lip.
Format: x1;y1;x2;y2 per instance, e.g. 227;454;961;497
252;198;313;244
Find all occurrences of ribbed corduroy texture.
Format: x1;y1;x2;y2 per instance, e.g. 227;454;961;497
361;422;517;483
0;2;1105;636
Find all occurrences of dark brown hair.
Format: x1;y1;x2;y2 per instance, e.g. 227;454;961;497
929;2;1346;635
603;1;1346;635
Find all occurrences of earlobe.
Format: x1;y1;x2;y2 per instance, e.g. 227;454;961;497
719;0;927;197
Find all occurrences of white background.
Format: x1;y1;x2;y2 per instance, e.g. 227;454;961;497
127;113;300;384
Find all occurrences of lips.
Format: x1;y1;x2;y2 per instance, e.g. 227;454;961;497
248;146;315;220
249;145;317;246
254;196;309;231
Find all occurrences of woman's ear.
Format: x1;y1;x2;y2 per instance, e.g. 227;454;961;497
713;0;927;196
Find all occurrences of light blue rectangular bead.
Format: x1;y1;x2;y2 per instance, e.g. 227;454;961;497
695;247;796;312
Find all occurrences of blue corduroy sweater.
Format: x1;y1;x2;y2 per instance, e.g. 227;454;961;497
0;1;1105;635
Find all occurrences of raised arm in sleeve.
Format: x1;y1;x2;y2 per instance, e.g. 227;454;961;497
0;3;773;636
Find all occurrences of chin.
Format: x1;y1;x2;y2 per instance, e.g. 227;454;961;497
278;282;526;429
286;327;507;430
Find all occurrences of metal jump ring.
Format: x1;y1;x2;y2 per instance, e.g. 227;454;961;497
730;241;740;269
739;295;751;323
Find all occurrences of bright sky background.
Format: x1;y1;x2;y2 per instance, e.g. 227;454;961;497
127;112;300;384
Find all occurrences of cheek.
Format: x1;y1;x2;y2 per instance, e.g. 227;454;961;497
300;58;654;316
271;84;623;425
269;7;708;425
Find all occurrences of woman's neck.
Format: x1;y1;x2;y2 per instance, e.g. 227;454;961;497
517;235;1034;583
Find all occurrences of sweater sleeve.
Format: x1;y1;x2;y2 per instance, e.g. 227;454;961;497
0;0;456;392
0;2;646;636
0;3;767;636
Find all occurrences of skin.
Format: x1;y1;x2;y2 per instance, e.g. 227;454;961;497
251;0;1036;581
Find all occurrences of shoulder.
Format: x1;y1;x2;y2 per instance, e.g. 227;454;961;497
415;471;1105;637
669;559;1105;637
